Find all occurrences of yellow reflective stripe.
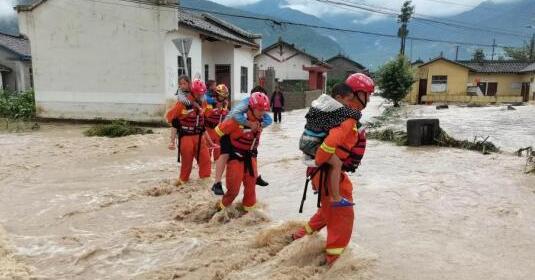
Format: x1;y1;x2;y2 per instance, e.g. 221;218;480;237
353;125;358;132
326;247;345;256
320;143;336;154
215;126;225;137
207;105;213;109
243;204;256;212
304;223;314;234
218;201;225;210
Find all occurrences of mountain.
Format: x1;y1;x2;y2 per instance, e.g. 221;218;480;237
180;0;342;60
237;0;534;69
1;0;532;69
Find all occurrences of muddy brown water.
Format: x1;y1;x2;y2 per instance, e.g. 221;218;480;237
1;104;535;279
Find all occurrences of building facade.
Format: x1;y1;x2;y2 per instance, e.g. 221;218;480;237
0;32;32;92
325;54;366;82
17;0;260;121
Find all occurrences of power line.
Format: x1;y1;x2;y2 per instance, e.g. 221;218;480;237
77;0;521;49
317;0;530;38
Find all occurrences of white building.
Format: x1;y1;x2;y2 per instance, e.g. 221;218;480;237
16;0;261;121
255;38;329;82
0;32;32;92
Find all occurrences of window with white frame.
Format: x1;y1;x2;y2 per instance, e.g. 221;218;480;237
431;75;447;92
240;67;248;93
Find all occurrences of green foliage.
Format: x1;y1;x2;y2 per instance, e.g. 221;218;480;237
84;120;154;138
376;56;415;107
503;42;532;62
472;49;486;62
0;90;36;120
326;78;343;95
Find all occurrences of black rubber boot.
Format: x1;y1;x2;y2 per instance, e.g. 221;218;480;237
211;182;224;196
256;175;269;187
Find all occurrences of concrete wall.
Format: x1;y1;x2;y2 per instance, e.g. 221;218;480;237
467;73;527;97
233;46;255;101
421;94;523;104
0;48;32;92
424;60;470;96
18;0;178;121
255;45;311;81
267;89;321;110
326;57;364;81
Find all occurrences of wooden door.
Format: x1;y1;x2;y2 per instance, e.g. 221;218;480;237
418;79;427;104
521;82;530;102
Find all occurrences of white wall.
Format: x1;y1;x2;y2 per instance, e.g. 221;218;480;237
0;48;32;91
233;46;256;101
164;29;203;104
18;0;177;121
255;45;312;81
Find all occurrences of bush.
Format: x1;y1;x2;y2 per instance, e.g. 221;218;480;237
84;120;153;138
0;90;36;120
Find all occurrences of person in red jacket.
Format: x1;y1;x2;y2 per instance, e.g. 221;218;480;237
292;73;374;266
166;77;212;185
204;84;230;161
213;92;270;212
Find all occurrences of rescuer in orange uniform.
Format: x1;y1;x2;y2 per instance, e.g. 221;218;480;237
292;73;375;266
213;91;270;211
204;84;230;161
166;77;212;185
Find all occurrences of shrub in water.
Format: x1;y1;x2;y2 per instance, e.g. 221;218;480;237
84;120;153;138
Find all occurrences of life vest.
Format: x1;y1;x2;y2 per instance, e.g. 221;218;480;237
231;126;260;155
178;104;205;136
340;126;367;172
205;103;228;129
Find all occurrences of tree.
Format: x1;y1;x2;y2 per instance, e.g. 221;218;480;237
472;49;486;62
376;56;415;107
398;1;415;56
503;41;533;61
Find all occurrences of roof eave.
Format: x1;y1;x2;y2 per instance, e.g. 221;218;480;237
15;0;48;12
178;23;258;49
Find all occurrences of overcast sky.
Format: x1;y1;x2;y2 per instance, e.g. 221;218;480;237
0;0;521;20
211;0;520;19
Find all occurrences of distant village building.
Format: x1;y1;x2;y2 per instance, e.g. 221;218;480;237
254;38;331;91
16;0;261;121
0;32;32;92
408;57;535;104
325;54;367;81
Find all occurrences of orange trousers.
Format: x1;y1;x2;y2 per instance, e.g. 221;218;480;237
179;134;211;182
295;171;354;263
206;128;221;161
220;158;257;211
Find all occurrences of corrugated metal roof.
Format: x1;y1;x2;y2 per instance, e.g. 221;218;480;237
0;32;31;58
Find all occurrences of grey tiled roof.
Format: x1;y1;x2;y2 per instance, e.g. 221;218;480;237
0;32;31;58
457;60;532;74
521;63;535;73
0;64;11;72
178;11;259;48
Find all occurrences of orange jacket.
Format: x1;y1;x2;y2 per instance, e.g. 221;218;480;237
214;111;262;150
315;118;359;166
165;94;208;123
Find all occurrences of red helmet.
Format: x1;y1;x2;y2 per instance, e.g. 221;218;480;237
249;92;270;111
346;73;375;95
191;79;206;96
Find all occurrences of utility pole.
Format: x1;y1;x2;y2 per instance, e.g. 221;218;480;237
530;33;535;61
398;1;415;56
455;46;459;61
491;39;496;61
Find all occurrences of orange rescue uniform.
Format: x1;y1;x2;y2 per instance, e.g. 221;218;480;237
166;95;211;183
214;112;262;211
297;118;359;264
204;101;229;161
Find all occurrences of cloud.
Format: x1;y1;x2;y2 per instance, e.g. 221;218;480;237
209;0;262;6
0;0;16;18
210;0;521;19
